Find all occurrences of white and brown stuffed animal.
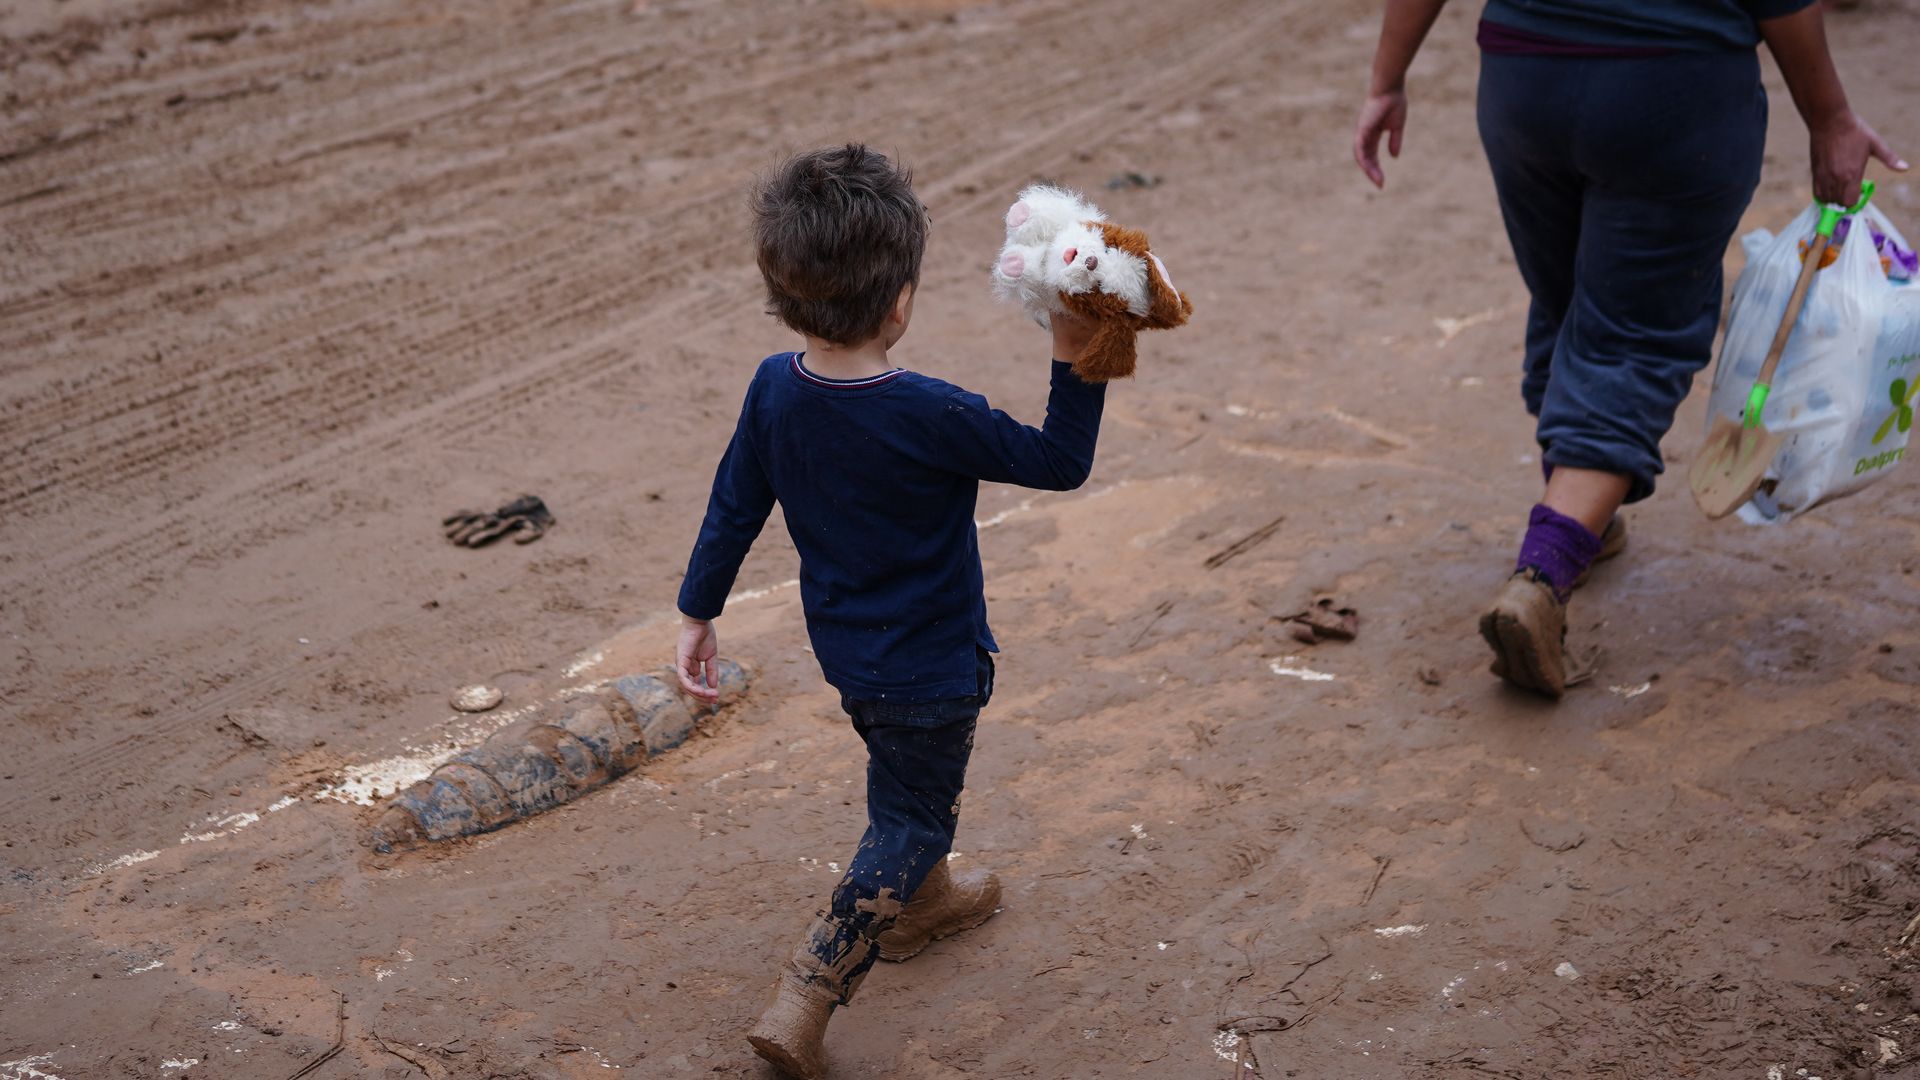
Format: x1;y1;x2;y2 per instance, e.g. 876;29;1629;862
990;183;1192;382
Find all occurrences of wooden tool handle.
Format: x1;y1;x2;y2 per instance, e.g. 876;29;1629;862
1755;232;1830;388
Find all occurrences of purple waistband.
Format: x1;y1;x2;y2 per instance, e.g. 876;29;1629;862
1477;18;1675;58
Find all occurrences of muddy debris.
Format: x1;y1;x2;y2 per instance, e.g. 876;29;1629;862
1279;596;1359;645
370;660;748;852
442;494;555;547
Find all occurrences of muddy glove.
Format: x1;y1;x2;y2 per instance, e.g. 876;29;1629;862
442;494;555;547
1280;597;1358;645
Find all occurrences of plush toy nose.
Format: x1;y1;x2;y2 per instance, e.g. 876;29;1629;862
1062;247;1077;265
1084;255;1097;271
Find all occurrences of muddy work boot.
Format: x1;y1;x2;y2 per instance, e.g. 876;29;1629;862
876;860;1003;962
1479;569;1571;698
747;911;883;1079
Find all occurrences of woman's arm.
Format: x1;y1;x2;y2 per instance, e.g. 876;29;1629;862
1353;0;1450;188
1759;5;1906;205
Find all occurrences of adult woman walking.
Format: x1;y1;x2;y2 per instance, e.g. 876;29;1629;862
1354;0;1905;697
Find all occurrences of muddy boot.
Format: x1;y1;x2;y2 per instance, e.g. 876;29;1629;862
1570;515;1628;590
1479;570;1569;698
876;860;1003;962
746;912;880;1079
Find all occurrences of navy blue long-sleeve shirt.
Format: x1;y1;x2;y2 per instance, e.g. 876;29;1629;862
678;352;1106;702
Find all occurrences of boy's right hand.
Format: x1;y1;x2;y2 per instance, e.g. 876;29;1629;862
676;616;722;703
1051;307;1097;365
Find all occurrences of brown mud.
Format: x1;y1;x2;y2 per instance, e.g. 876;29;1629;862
3;0;1918;1076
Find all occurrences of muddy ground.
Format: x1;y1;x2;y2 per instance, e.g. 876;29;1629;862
3;0;1919;1077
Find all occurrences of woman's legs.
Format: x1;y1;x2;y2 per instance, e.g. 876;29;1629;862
1477;54;1581;423
1475;50;1766;695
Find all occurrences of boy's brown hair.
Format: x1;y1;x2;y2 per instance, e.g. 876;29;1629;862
753;144;927;346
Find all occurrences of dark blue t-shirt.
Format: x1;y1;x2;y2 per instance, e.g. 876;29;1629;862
1483;0;1816;51
678;353;1106;702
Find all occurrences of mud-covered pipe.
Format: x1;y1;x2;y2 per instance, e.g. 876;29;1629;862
369;660;748;853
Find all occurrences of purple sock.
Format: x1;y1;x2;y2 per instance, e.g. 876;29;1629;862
1516;503;1601;600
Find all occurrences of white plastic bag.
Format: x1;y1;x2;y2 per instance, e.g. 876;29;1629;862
1705;203;1916;522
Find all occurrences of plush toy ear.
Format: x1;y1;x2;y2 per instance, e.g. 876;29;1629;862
1060;290;1139;382
1074;321;1138;382
1143;252;1192;329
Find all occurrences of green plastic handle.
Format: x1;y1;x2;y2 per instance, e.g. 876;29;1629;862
1816;179;1876;237
1743;383;1771;429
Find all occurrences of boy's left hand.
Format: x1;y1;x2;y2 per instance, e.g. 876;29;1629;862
676;616;722;703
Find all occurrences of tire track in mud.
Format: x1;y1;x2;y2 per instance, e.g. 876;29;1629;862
0;0;1270;839
0;0;1101;343
0;199;727;510
0;0;1213;622
0;0;1236;573
0;0;1119;506
2;4;636;169
3;16;734;382
2;3;798;334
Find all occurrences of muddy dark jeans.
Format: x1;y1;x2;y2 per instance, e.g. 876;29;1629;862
811;647;994;973
1477;48;1767;503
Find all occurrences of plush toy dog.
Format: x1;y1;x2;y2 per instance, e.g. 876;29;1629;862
990;183;1192;382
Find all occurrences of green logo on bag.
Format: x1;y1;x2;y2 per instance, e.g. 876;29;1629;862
1872;377;1918;446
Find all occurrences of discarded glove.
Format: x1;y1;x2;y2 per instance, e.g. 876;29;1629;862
442;494;555;547
1280;597;1359;645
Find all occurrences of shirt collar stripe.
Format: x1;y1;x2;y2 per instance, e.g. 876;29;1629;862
790;353;904;388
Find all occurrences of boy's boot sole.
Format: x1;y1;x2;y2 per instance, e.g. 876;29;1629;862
876;861;1003;963
1480;571;1568;699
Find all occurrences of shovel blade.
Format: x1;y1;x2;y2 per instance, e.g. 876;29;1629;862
1689;415;1786;519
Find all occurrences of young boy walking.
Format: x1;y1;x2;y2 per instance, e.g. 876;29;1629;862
672;144;1105;1077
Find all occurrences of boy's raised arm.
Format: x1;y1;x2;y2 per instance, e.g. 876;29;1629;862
935;315;1107;492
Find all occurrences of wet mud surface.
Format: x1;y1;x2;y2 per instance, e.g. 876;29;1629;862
3;0;1918;1076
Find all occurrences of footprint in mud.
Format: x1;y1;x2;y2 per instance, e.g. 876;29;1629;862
1734;608;1866;684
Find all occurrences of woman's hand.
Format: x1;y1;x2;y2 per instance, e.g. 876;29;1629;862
1354;89;1409;188
1809;109;1906;206
1352;0;1446;189
1759;4;1908;206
